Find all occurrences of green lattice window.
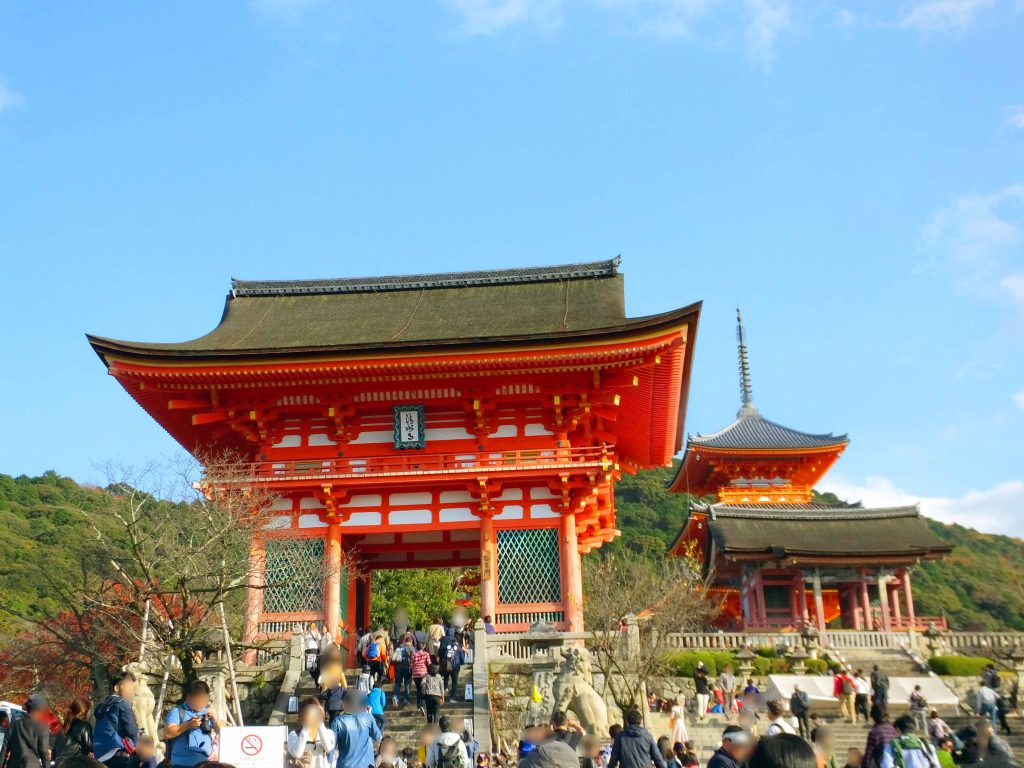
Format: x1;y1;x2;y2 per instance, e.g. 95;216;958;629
263;538;325;614
497;528;561;604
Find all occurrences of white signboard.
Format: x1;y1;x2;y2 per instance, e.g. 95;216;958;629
219;726;286;768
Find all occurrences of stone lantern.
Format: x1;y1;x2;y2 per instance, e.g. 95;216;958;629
736;645;757;682
923;622;944;659
801;623;821;660
1009;643;1024;697
788;644;809;675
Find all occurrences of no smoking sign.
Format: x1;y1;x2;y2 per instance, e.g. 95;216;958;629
240;735;263;756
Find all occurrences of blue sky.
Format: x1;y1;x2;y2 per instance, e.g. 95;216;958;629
1;0;1022;533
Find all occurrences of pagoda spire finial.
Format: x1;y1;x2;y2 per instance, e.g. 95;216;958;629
736;307;756;416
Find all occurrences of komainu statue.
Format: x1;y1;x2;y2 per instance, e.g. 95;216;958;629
552;647;609;737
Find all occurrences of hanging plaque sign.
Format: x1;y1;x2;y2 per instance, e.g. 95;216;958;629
393;404;425;449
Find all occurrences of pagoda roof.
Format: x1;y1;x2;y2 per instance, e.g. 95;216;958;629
688;406;849;451
694;502;952;561
88;257;699;360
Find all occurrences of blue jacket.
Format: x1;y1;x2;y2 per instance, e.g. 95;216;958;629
93;695;139;760
331;712;381;768
367;689;386;716
165;705;214;767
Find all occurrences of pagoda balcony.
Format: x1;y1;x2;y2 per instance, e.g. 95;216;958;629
242;445;612;490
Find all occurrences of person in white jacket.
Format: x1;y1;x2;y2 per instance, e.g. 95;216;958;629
288;698;337;768
426;716;470;768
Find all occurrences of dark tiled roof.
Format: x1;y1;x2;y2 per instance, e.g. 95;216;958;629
89;258;704;356
689;405;848;450
231;258;621;297
704;503;951;557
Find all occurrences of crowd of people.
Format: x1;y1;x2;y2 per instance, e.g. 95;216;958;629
1;617;1020;768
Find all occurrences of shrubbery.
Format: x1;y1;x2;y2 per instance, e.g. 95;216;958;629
664;650;832;677
927;655;995;676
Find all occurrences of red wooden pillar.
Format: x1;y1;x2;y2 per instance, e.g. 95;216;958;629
890;582;903;627
362;571;373;630
877;573;893;633
325;522;343;642
561;510;584;632
753;568;767;626
480;514;498;625
860;576;873;631
242;536;265;664
902;569;916;628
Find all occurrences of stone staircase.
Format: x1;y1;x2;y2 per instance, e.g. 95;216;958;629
824;647;925;677
655;713;1024;764
285;667;476;753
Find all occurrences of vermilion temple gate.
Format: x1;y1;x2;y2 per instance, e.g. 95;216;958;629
88;258;700;661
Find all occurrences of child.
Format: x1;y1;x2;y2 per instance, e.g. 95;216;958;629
422;664;445;724
358;666;374;695
368;683;387;732
128;735;158;768
580;735;602;768
843;748;862;768
287;697;336;768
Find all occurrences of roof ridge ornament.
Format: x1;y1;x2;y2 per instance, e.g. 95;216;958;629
736;307;757;417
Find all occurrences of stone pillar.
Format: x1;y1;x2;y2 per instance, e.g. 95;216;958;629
561;511;584;632
902;569;916;628
860;579;874;631
242;537;265;665
325;523;343;642
812;569;826;635
877;574;893;633
480;514;498;625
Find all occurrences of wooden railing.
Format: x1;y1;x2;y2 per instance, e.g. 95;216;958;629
246;446;609;483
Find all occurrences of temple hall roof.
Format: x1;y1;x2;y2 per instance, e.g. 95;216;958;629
88;257;700;359
702;502;952;560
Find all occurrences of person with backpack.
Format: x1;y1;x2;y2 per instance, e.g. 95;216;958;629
790;684;812;740
392;634;415;707
93;671;139;768
288;697;336;768
425;716;469;768
908;687;928;735
854;671;873;725
834;671;857;724
365;635;387;684
410;642;432;716
331;691;382;768
54;699;93;764
358;667;374;696
439;632;465;703
880;715;940;768
982;664;1001;692
422;665;446;724
871;667;889;708
163;679;224;768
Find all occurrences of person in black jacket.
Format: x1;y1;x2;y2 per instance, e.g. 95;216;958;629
608;709;666;768
707;726;754;768
55;699;93;764
4;693;52;768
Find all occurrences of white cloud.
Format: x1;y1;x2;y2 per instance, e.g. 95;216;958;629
745;0;791;68
0;82;25;114
1014;390;1024;413
824;475;1024;537
443;0;562;34
922;184;1024;306
1007;106;1024;129
833;8;856;27
898;0;996;31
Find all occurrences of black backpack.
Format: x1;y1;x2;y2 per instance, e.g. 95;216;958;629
440;742;463;768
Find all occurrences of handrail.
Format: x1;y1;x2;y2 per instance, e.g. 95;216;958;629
247;446;610;482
